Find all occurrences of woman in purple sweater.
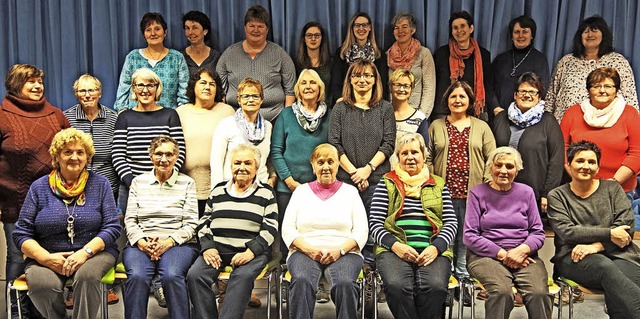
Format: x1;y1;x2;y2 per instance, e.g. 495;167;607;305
463;146;550;319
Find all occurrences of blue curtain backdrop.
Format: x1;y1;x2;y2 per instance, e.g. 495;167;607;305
0;0;638;109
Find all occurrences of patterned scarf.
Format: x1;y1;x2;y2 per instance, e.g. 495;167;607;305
394;162;430;198
345;40;376;64
291;101;327;132
48;169;88;205
234;108;266;145
507;100;545;128
581;95;626;128
448;38;486;117
387;38;421;70
309;180;343;201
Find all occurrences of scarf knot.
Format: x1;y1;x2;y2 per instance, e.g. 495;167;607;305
507;100;545;128
393;163;430;198
48;169;88;205
291;101;327;132
580;95;626;128
448;38;486;117
387;38;421;70
234;108;266;145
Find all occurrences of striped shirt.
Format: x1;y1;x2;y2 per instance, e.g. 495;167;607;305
124;169;198;245
64;104;119;196
395;197;434;250
197;181;278;257
112;108;185;187
369;178;457;254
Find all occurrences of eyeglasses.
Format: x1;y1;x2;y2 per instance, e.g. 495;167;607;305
76;88;99;95
392;83;412;90
353;22;371;29
516;89;539;96
134;83;158;91
591;84;615;91
153;152;175;160
239;94;261;100
351;73;375;80
305;33;322;39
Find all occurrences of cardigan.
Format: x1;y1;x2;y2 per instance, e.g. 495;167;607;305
0;94;70;223
560;104;640;192
114;48;189;111
491;46;550;109
388;46;436;117
13;172;121;260
492;111;564;205
427;116;495;194
270;106;330;193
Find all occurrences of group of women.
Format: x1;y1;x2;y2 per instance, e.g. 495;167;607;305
1;5;640;319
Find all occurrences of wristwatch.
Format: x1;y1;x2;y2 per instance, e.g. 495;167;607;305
367;162;377;171
340;248;346;256
83;247;94;256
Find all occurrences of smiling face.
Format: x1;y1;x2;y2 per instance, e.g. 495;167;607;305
490;154;518;189
19;76;44;101
582;27;603;52
352;16;371;43
397;140;425;176
57;142;88;181
298;72;320;103
244;20;268;45
512;22;532;49
312;150;339;185
451;18;474;47
184;20;207;45
133;79;158;106
514;82;540;112
75;80;101;109
194;72;216;105
567;150;599;182
238;85;263;116
151;142;178;177
393;18;416;44
143;21;166;46
231;149;258;185
447;87;470;116
391;75;413;103
588;77;617;109
304;26;322;50
350;65;375;94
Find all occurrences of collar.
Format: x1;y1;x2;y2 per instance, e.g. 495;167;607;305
149;168;179;186
225;178;261;198
73;103;108;121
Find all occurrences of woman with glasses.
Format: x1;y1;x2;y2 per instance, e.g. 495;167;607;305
115;12;189;110
295;22;335;104
560;67;640;200
112;68;185;215
387;13;436;117
331;12;388;105
491;72;563;217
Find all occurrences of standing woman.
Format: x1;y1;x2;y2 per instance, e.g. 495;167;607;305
427;81;495;299
387;13;436;117
114;12;189;110
491;72;563;216
0;64;70;315
331;12;389;105
491;16;550;112
433;11;495;121
182;11;221;77
296;22;334;104
546;15;638;122
177;68;234;216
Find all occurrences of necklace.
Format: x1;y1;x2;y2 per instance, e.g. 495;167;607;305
511;47;533;77
146;47;165;60
65;202;77;244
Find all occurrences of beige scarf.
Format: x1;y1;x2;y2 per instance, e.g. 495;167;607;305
581;95;626;128
394;163;430;198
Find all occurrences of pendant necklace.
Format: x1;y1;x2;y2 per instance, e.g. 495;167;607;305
511;47;533;77
65;201;77;244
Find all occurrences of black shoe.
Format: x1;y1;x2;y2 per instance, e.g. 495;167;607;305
363;264;375;318
454;287;473;307
444;290;453;307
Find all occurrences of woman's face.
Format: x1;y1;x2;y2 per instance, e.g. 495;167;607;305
231;149;258;185
447;87;470;116
298;72;321;103
393;18;415;44
581;27;603;52
133;79;158;106
312;151;339;185
304;26;322;51
514;82;540;112
352;16;371;43
238;85;263;115
194;73;217;104
397;140;425;176
451;18;474;46
75;81;101;109
566;150;599;182
490;155;518;189
350;66;375;94
588;77;617;109
150;142;178;177
144;21;166;47
184;20;207;46
19;76;44;101
57;142;88;179
244;20;268;45
391;75;413;103
512;22;533;49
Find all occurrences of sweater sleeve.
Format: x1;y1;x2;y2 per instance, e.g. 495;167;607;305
615;54;639;110
379;102;397;159
112;113;134;187
419;48;436;118
369;179;398;250
12;184;40;250
522;187;546;254
168;110;186;171
210;120;230;188
196;192;216;254
416;119;429;146
281;52;297;97
544;57;565;118
620;107;640;174
328;103;346;156
281;187;302;249
170;178;198;245
176;55;190;106
114;51;135;111
547;187;612;245
270;114;292;181
431;186;457;253
542;115;565;197
349;185;369;250
245;187;279;256
463;187;503;258
96;177;122;247
124;177;145;245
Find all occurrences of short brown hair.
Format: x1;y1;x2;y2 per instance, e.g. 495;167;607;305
586;67;620;91
244;5;270;29
441;81;475;116
148;135;179;157
237;78;264;100
4;64;44;96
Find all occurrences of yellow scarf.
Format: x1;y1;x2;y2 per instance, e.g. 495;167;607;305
394;163;430;198
48;169;88;205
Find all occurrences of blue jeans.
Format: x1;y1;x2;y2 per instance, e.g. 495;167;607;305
123;243;198;319
451;198;469;278
376;251;451;319
117;184;129;216
626;189;640;229
359;184;377;264
287;251;363;319
187;253;268;319
4;222;33;317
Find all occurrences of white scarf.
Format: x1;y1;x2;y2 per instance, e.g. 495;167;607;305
580;95;626;128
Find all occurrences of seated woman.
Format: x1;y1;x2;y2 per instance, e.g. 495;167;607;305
187;143;278;319
13;128;121;319
123;135;199;319
369;132;457;319
464;146;551;319
548;141;640;317
282;143;368;319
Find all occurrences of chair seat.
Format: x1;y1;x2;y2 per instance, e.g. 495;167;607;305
561;278;604;294
281;269;365;283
